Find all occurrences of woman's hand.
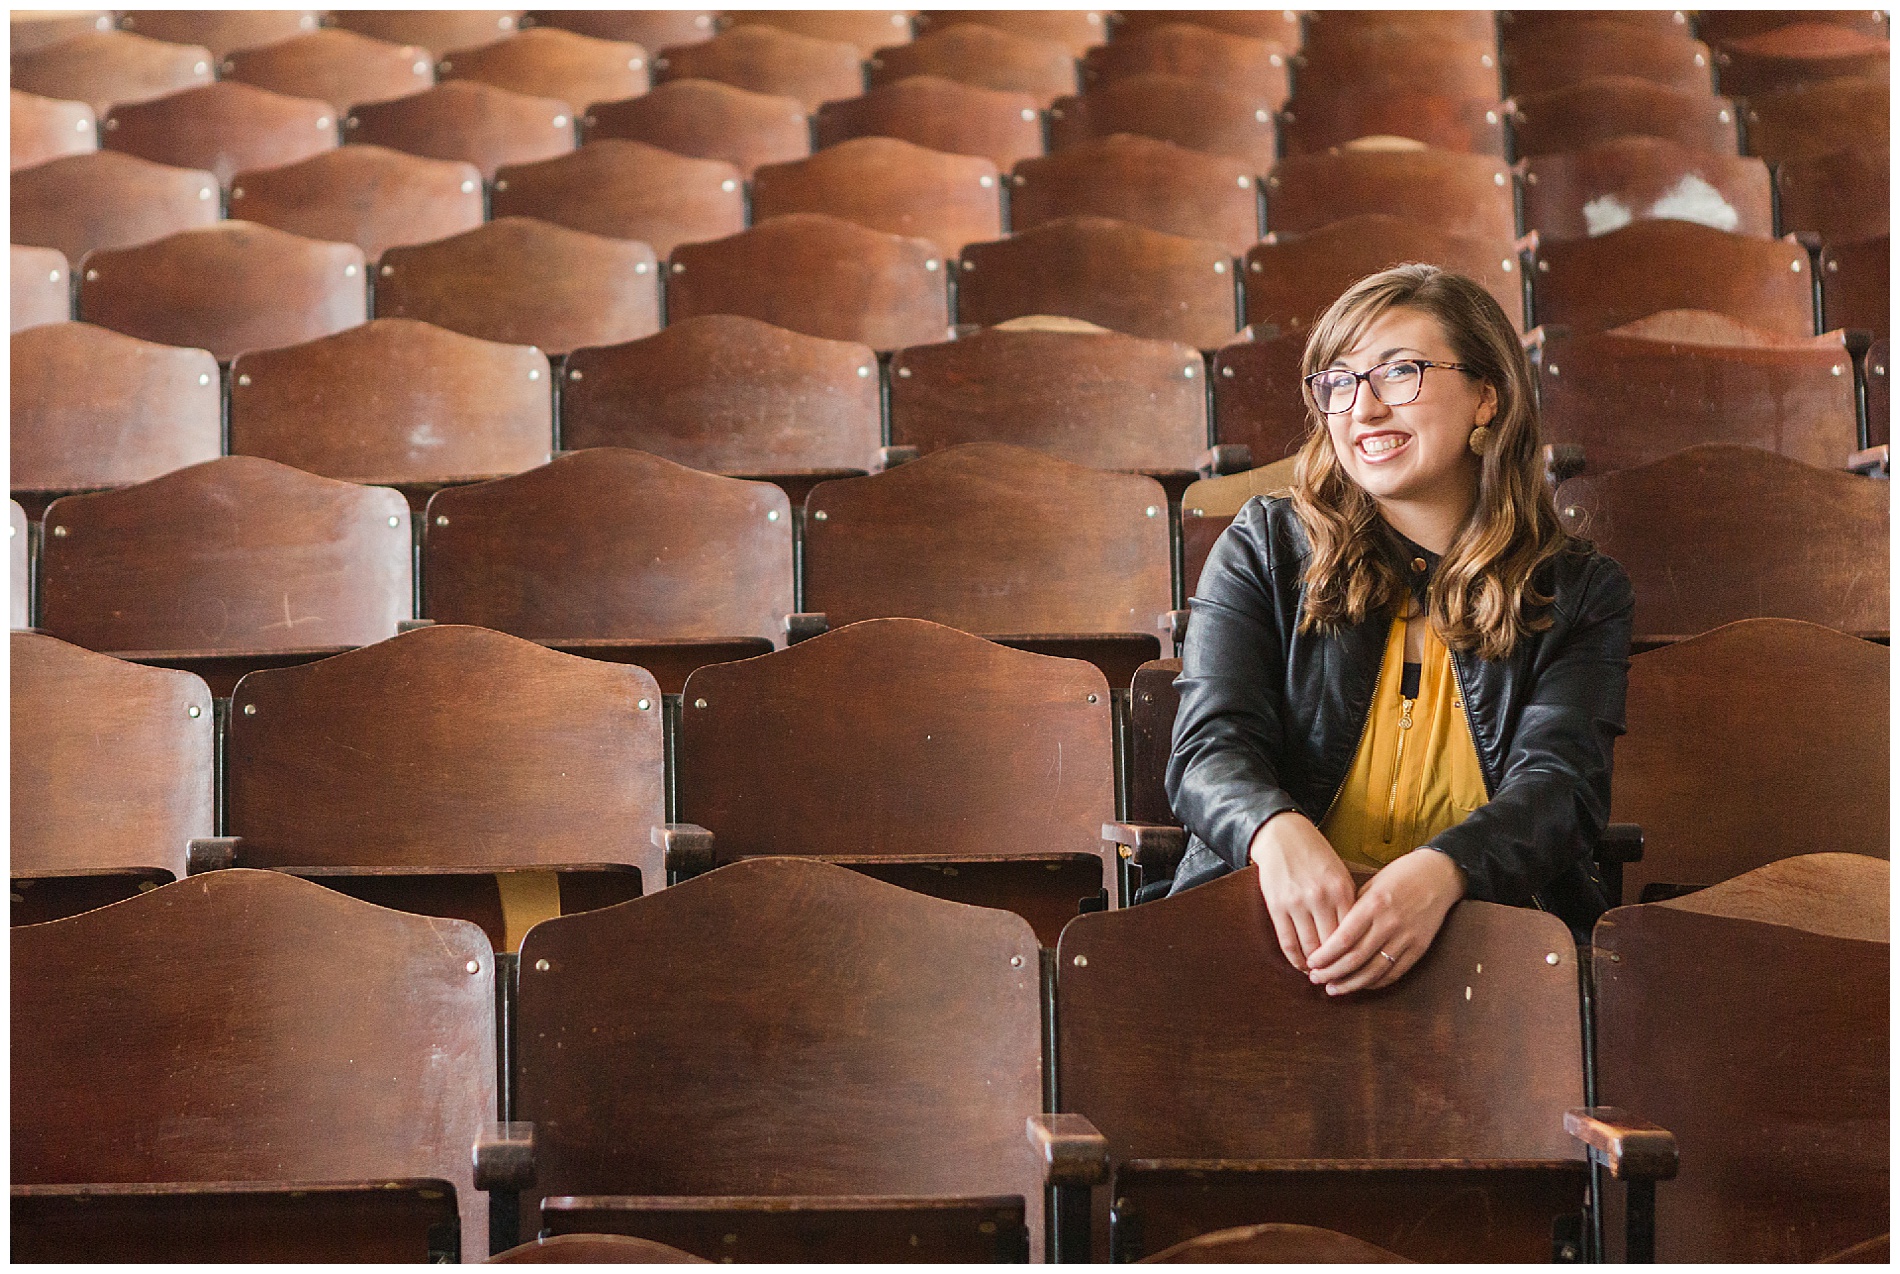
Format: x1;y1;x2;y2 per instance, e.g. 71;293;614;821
1249;811;1358;971
1305;848;1467;995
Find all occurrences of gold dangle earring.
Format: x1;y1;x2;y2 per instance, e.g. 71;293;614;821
1468;425;1492;455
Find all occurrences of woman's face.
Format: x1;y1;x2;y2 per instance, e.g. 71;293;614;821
1319;305;1498;517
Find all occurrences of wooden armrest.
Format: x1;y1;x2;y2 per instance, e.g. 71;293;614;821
185;837;241;875
1543;443;1585;485
1848;445;1889;477
396;618;436;633
653;824;715;877
874;445;920;471
1026;1113;1109;1188
1564;1107;1678;1181
1102;822;1188;874
474;1121;536;1192
1160;610;1189;645
1197;443;1253;477
1597;824;1644;864
783;613;828;644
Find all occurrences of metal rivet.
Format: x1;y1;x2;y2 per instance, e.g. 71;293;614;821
672;262;684;273
856;365;871;377
435;514;449;526
243;703;256;715
345;264;358;276
1719;110;1730;122
638;698;652;710
1013;174;1026;186
188;704;202;718
694;697;708;709
1184;365;1196;378
1267;176;1279;188
812;510;828;521
104;118;117;131
1481;54;1494;67
1502;259;1514;272
76;118;89;131
51;526;66;537
317;115;331;128
1188;507;1203;516
199;373;211;385
413;60;428;74
388;515;401;527
1236;175;1250;189
1250;260;1262;272
977;174;995;189
1548;365;1560;376
1485;110;1498;123
961;259;974;271
528;368;540;382
1145;505;1158;517
1255;109;1268;122
1087;693;1098;703
1832;365;1844;376
194;60;207;73
1563;506;1578;518
440;60;454;71
199;186;214;200
1526;172;1539;186
462;179;477;193
631;57;643;69
897;366;912;377
85;268;98;281
1537;260;1549;273
346;116;360;129
1073;954;1088;967
1610;952;1622;963
1493;172;1506;186
1020;108;1036;120
1793;260;1804;273
635;261;649;273
925;259;939;271
553;115;569;127
721;178;736;192
1213;260;1227;274
1545;952;1560;965
1010;954;1024;967
381;264;394;277
1694;53;1705;65
466;959;480;974
1221;366;1234;377
534;958;550;971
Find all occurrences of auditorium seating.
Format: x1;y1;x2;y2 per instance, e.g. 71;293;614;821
1110;10;1299;46
331;9;524;58
1868;337;1891;447
1266;147;1519;244
1211;326;1320;476
100;79;338;187
10;501;28;629
1820;234;1890;337
867;22;1076;107
1712;21;1891;97
11;243;71;332
720;9;911;53
436;25;649;108
1530;220;1814;337
1048;74;1279;171
491;139;744;255
1775;145;1887;246
1008;133;1259;257
915;9;1104;57
1742;75;1887;163
580;78;809;177
1508;76;1740;157
8;9;115;55
113;10;321;60
527;10;717;51
750;136;1002;256
650;23;861;111
813;75;1045;169
228;145;484;259
1521;136;1774;242
10;90;98;171
12;150;220;263
220;28;437;110
1291;38;1501;108
1177;459;1300;600
1243;215;1525;332
1080;21;1290;105
1502;20;1714;96
345;80;575;180
1279;84;1509;157
11;29;215;115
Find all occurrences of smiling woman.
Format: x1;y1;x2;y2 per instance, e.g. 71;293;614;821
1166;265;1636;995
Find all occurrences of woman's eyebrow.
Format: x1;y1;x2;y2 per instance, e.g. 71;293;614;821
1329;345;1427;368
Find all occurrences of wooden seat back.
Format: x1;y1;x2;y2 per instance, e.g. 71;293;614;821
754;136;1001;257
1556;444;1889;642
228;145;484;260
12;869;496;1247
1140;1222;1411;1263
1009;133;1260;257
558;314;880;476
1298;9;1497;57
12;322;221;506
345;80;575;180
1613;619;1887;901
228;317;552;490
11;30;214;115
514;856;1046;1256
1820;234;1889;337
1530;220;1814;336
1179;459;1298;595
1211;326;1315;477
1699;11;1891;43
1081;22;1290;104
9;11;116;56
1868;337;1891;448
222;29;437;111
889;324;1209;473
11;150;219;264
813;75;1046;169
226;623;664;884
1291;40;1502;104
38;455;411;656
1743;76;1887;163
1778;146;1888;246
492;139;744;257
11;90;98;171
867;23;1076;108
438;25;649;110
651;24;861;111
666;213;949;352
1713;22;1891;97
1111;10;1299;45
489;1233;709;1263
375;216;658;356
11;501;27;629
720;10;913;55
1128;656;1183;826
332;9;524;57
1057;868;1586;1262
916;9;1105;57
1279;85;1508;157
1502;21;1714;96
1509;76;1740;157
77;221;366;362
114;10;319;60
1048;73;1278;171
1523;136;1773;242
529;11;716;49
423;448;793;648
1265;148;1519;244
581;79;808;178
101;80;337;188
1591;854;1888;1260
12;244;72;333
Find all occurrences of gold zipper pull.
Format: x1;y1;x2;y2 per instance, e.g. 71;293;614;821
1383;696;1416;843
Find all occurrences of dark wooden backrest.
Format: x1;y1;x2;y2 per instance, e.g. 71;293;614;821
1082;22;1290;104
77;221;367;363
222;29;438;111
1009;133;1260;257
1777;146;1888;246
1743;76;1887;163
12;322;221;500
1111;10;1301;45
666;212;949;352
812;75;1044;170
1141;1223;1411;1263
101;80;337;188
227;624;664;881
1047;73;1279;171
1279;85;1508;158
492;139;744;257
530;11;718;49
720;9;913;54
1510;76;1740;158
803;442;1173;634
438;25;648;110
1613;619;1887;900
651;24;862;111
423;448;792;645
1820;234;1889;337
915;9;1105;55
11;150;219;264
9;11;116;55
1128;656;1183;825
1523;135;1773;243
375;216;658;356
676;617;1113;863
514;856;1046;1254
332;9;525;57
1244;214;1524;333
345;80;575;181
1713;22;1892;97
1298;8;1498;56
752;135;1002;257
1265;148;1518;243
956;214;1239;350
1179;460;1299;594
1536;324;1858;472
867;22;1076;107
228;145;484;261
1291;39;1502;103
889;324;1208;472
11;500;27;628
1556;444;1889;641
1867;336;1890;448
228;317;552;487
11;631;213;882
11;30;215;115
1502;20;1714;96
581;78;809;178
115;10;320;60
559;314;881;472
13;869;495;1244
489;1233;709;1263
1210;326;1309;477
1700;11;1891;43
38;455;412;655
1531;219;1814;336
1591;854;1888;1261
11;90;98;171
12;244;72;333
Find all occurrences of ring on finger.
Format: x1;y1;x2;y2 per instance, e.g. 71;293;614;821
1378;949;1398;965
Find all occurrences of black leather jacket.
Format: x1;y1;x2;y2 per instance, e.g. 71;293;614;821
1166;495;1635;934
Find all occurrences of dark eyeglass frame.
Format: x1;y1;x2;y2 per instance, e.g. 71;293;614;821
1304;359;1477;414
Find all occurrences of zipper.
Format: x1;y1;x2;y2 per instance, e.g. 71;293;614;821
1319;648;1386;826
1449;647;1549;912
1382;694;1415;843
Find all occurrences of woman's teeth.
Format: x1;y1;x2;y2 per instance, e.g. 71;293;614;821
1360;434;1407;455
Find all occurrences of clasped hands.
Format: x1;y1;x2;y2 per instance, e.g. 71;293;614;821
1249;809;1466;995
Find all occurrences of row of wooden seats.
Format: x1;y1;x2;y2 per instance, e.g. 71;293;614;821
14;852;1885;1262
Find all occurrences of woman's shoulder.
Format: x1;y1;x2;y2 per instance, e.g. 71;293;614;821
1544;536;1634;625
1229;493;1312;564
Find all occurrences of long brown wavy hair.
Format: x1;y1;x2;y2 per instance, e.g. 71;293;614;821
1289;264;1574;661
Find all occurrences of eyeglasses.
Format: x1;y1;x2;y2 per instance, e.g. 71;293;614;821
1304;359;1476;415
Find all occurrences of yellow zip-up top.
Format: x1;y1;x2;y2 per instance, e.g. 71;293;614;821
1320;613;1490;870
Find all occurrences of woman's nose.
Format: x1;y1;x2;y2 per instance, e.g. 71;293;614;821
1350;375;1391;423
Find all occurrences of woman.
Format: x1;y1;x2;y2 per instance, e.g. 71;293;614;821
1166;264;1633;996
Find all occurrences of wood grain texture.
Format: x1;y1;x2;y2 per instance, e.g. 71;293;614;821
867;22;1075;107
1140;1222;1410;1263
490;1233;709;1262
1502;21;1714;96
1592;862;1888;1260
1555;445;1888;640
1777;146;1888;245
228;145;484;260
423;448;792;647
1821;235;1889;337
1523;136;1773;243
1048;74;1278;171
1279;87;1507;157
1210;326;1314;474
1265;148;1519;244
915;10;1106;57
1866;337;1890;448
332;10;524;57
1743;76;1887;163
439;26;649;111
11;90;98;171
1531;220;1814;337
1128;657;1183;825
77;221;366;363
11;244;71;333
559;314;880;474
9;11;117;56
102;80;337;188
652;24;861;111
1082;22;1290;104
813;75;1045;169
1511;76;1740;158
1298;9;1497;56
12;322;221;501
11;30;214;115
720;10;913;55
375;216;658;355
889;324;1208;472
345;80;575;181
222;29;437;112
1713;22;1892;97
1614;620;1887;900
12;869;496;1246
228;317;552;488
1110;11;1300;46
1699;11;1891;43
529;11;717;50
11;501;27;629
1658;852;1888;943
1179;458;1299;596
492;139;744;257
541;1196;1026;1262
514;856;1047;1256
1009;133;1259;257
114;10;320;60
753;136;1001;257
37;455;412;655
226;623;664;884
12;150;220;264
581;79;808;178
1291;39;1502;104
